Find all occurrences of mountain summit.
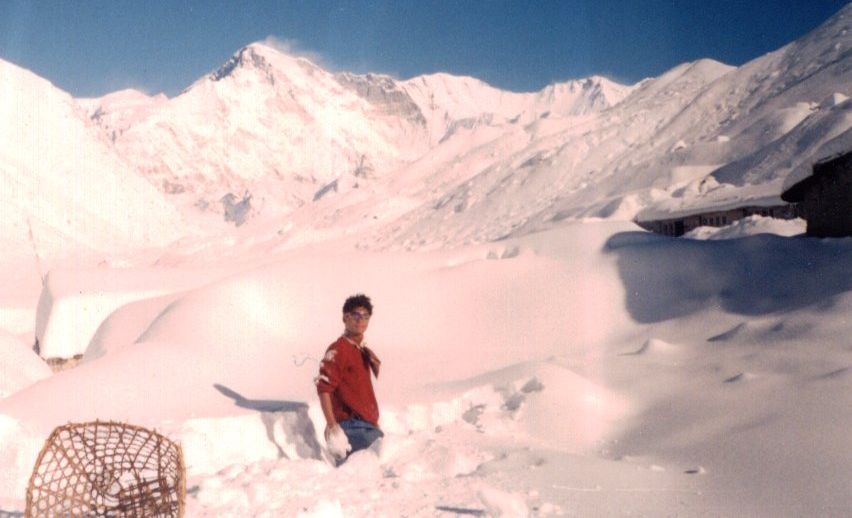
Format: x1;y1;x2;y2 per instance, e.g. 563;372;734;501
83;41;632;226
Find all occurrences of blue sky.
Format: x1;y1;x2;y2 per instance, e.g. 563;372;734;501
0;0;848;97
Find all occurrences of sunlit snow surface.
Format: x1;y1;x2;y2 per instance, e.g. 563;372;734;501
1;221;850;517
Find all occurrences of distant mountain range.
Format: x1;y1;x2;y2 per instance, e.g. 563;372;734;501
2;3;850;255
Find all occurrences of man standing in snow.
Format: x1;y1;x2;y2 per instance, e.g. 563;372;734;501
315;294;383;463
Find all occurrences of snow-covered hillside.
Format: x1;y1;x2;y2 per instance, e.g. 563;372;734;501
0;59;186;259
78;88;169;141
78;42;634;230
399;72;632;144
95;44;435;221
4;5;847;254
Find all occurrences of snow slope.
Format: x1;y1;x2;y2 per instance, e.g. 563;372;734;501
0;331;51;399
1;221;850;516
0;5;847;260
78;88;169;141
73;5;849;251
0;59;186;259
1;4;843;257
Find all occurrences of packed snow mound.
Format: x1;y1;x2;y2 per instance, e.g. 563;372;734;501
0;331;50;398
420;360;631;452
34;267;229;360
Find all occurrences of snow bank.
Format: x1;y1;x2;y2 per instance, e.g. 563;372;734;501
0;415;42;507
0;331;51;398
405;360;630;452
35;267;228;359
176;406;323;475
0;308;37;339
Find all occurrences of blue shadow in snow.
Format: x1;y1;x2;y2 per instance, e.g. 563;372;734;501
213;384;322;460
213;383;308;413
603;231;852;323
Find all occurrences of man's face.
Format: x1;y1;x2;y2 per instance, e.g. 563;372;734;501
343;306;371;335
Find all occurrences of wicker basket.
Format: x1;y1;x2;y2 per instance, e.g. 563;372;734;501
25;421;185;517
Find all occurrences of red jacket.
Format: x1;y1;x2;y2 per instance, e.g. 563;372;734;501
315;336;380;426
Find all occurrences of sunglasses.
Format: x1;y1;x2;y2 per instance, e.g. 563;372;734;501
347;311;371;321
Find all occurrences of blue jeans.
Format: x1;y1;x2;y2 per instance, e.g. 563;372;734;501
339;418;383;457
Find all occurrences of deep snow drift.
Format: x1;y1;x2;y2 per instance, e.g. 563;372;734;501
1;221;850;517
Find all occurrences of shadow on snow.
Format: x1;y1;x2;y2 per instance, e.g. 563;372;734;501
603;231;852;323
213;384;323;460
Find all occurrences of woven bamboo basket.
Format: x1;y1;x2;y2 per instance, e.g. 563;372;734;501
25;421;185;517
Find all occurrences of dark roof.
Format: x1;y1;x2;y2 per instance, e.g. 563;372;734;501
782;150;852;202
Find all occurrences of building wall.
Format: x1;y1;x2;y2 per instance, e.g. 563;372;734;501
636;204;800;237
803;170;852;237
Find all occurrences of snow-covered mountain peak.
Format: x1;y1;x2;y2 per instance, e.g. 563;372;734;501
3;3;849;257
405;72;496;94
536;75;634;115
83;88;166;104
206;42;325;89
398;71;629;143
652;58;735;89
405;71;631;119
210;44;276;83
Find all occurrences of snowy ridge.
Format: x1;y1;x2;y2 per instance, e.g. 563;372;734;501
1;5;848;258
78;89;169;140
98;43;432;221
399;72;632;144
0;59;186;260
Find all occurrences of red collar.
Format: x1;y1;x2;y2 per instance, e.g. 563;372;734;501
341;335;365;350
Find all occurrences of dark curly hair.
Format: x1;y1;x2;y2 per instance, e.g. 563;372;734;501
343;293;373;315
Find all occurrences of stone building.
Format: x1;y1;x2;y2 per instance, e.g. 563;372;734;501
781;151;852;238
635;203;799;237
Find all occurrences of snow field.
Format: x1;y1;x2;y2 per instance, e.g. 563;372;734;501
1;221;850;516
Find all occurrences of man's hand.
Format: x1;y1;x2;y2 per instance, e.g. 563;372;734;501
323;423;340;441
324;423;351;460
